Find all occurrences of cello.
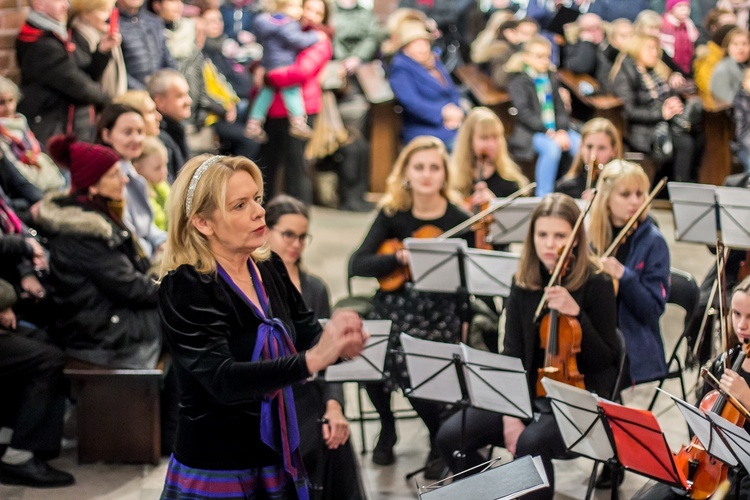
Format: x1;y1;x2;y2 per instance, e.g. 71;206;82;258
534;191;598;396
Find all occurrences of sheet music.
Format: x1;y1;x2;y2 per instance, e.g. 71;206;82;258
716;187;750;250
460;344;532;419
706;411;750;472
400;333;463;404
324;320;391;382
541;378;614;461
669;394;737;466
668;182;718;244
463;249;519;297
404;238;468;293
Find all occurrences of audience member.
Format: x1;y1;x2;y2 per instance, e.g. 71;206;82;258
562;14;610;81
589;0;650;22
41;135;161;369
0;279;73;488
470;10;514;67
660;0;700;76
598;19;634;91
0;78;65;195
697;7;737;45
254;0;332;205
220;0;260;41
487;18;538;90
635;9;688;84
117;0;176;89
265;194;365;499
70;0;127;99
95;103;167;259
711;27;750;102
0;157;43;225
388;20;464;149
506;35;581;196
611;33;702;182
733;67;750;172
245;0;322;142
151;0;197;69
694;23;737;97
113;89;164;137
148;69;192;181
133;136;170;231
16;0;111;144
718;0;750;30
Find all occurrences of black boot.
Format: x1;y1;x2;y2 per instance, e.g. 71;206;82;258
595;462;625;489
372;422;397;465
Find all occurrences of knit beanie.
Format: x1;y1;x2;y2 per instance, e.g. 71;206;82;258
47;135;121;191
665;0;689;12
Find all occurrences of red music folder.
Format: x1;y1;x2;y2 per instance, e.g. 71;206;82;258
598;400;688;489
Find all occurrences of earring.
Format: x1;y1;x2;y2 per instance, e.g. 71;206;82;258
402;179;411;191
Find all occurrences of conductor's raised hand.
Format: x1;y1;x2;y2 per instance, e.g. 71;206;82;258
305;309;367;373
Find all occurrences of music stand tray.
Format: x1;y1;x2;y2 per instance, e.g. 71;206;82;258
324;320;391;382
417;455;549;500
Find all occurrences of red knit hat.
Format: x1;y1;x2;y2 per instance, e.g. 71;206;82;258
665;0;689;12
48;135;121;191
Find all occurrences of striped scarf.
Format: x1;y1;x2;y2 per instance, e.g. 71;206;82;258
526;66;556;130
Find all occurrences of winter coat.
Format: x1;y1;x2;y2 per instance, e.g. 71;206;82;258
118;6;176;89
506;70;570;161
121;161;167;259
616;217;671;383
611;56;668;154
710;57;746;103
15;16;111;145
694;41;724;98
36;194;161;369
160;116;189;182
252;13;319;69
733;88;750;153
388;50;462;147
331;4;379;62
588;0;650;21
264;36;332;118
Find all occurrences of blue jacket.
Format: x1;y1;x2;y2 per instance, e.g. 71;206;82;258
388;50;461;147
118;6;176;89
617;217;671;383
252;13;318;69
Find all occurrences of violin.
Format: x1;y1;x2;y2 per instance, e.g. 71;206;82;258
467;154;493;250
534;192;597;397
377;183;538;292
584;155;603;193
674;341;750;499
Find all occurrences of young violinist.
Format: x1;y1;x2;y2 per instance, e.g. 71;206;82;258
349;135;472;476
555;118;623;200
636;277;750;500
588;160;671;385
435;193;619;498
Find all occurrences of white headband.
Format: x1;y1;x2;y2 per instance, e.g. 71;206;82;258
185;155;226;215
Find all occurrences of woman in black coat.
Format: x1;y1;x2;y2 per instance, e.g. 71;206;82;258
38;135;161;369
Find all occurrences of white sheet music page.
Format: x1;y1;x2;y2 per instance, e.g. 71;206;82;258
400;334;463;404
460;344;532;419
670;395;737;466
324;320;391;382
706;411;750;472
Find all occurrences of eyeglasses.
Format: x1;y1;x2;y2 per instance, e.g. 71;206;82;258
271;228;313;245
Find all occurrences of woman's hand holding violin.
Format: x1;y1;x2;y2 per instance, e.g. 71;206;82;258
600;257;625;280
720;369;750;409
470;181;495;207
306;309;367;373
545;286;580;316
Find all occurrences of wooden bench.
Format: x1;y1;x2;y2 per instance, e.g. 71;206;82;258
356;60;401;193
65;357;166;464
699;95;736;185
556;69;625;134
453;64;515;134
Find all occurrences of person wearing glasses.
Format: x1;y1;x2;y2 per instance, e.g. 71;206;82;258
265;194;365;499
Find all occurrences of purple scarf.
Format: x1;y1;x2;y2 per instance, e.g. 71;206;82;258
217;261;309;500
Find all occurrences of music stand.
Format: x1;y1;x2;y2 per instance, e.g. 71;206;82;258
706;411;750;473
416;455;549;500
488;197;587;245
541;378;615;499
324;319;391;382
400;334;532;475
597;400;688;492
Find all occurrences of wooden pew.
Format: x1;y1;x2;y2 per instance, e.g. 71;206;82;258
356;60;400;193
556;69;625;134
65;357;166;464
453;64;514;134
699;95;736;186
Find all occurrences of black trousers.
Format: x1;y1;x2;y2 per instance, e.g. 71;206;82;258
0;327;66;457
316;137;370;206
257;116;314;205
435;407;567;500
213;120;262;162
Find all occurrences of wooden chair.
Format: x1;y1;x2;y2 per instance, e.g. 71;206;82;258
556;69;625;134
64;356;167;464
453;63;515;135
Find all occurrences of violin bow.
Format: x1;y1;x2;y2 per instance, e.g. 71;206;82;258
601;177;668;258
701;367;750;419
533;190;598;323
440;182;537;240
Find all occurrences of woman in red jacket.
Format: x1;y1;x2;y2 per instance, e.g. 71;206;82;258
251;0;332;205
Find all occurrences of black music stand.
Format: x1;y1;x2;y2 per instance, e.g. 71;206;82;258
541;378;617;500
706;411;750;473
399;334;531;479
416;455;549;500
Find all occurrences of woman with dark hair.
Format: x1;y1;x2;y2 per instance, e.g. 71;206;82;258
96;103;166;259
38;134;161;369
435;193;619;499
265;194;364;499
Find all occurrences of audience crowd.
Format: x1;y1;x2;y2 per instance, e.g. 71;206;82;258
1;0;749;495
